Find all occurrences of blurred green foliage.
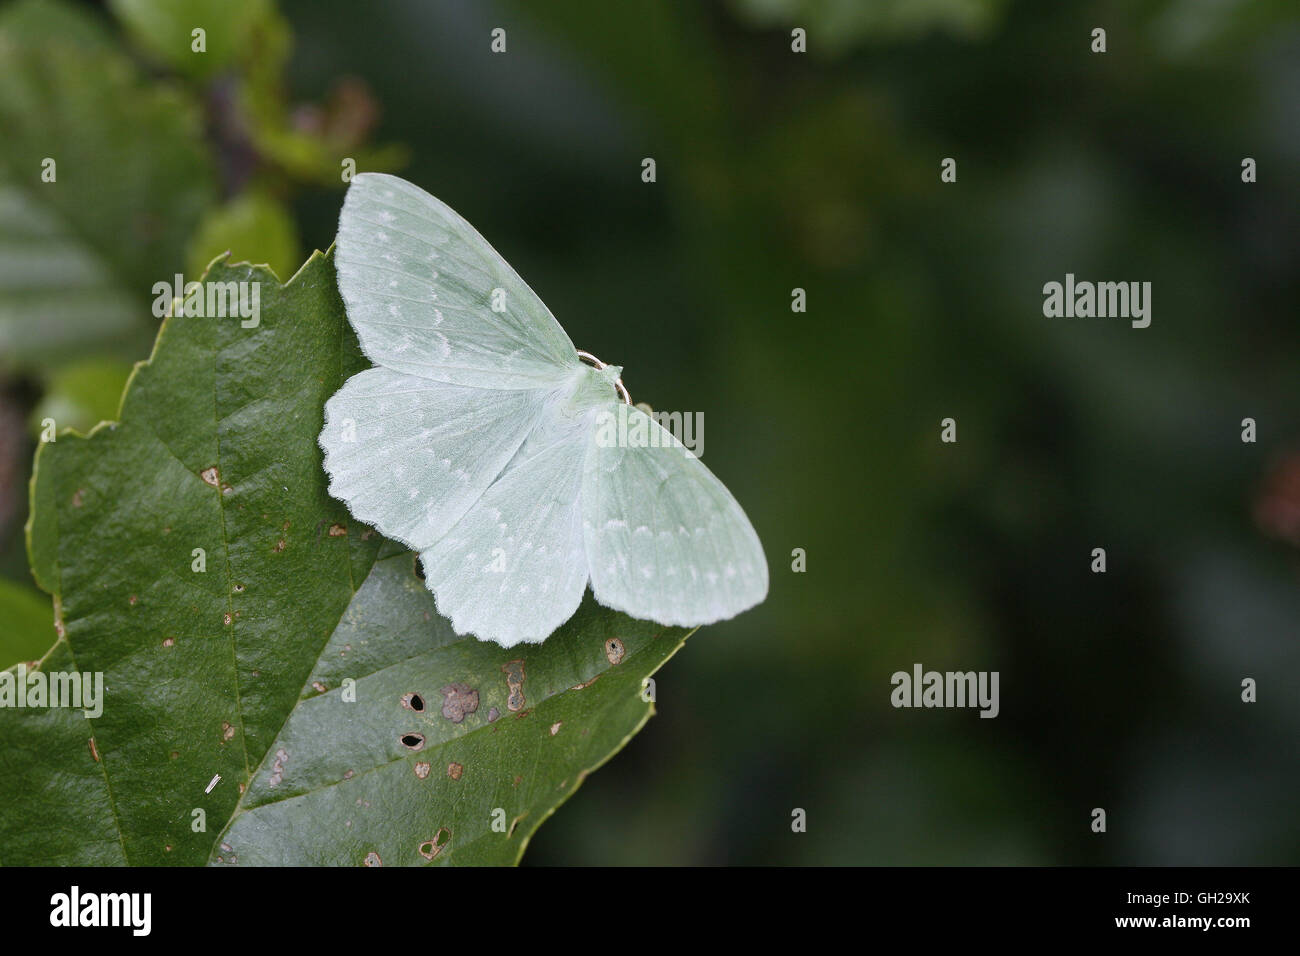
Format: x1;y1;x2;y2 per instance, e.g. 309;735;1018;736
1;0;1297;865
186;190;301;280
29;358;132;437
110;0;276;79
0;575;53;665
0;0;213;368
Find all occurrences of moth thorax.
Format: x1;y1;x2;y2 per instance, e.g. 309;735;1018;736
576;350;630;405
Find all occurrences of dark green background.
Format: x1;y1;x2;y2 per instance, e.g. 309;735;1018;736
2;0;1298;865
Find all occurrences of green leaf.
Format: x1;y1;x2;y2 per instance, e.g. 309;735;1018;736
30;358;134;439
109;0;276;80
0;577;56;669
0;0;114;50
185;191;302;282
3;251;693;866
0;185;141;370
0;0;215;370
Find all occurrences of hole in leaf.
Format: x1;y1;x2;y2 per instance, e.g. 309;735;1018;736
401;733;425;751
401;692;425;712
419;828;451;861
413;556;425;580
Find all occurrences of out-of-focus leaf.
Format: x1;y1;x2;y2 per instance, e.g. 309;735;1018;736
0;186;141;370
245;82;409;186
3;250;693;865
186;191;302;281
0;0;114;51
0;0;215;370
0;577;54;669
109;0;275;80
226;8;407;187
29;359;133;439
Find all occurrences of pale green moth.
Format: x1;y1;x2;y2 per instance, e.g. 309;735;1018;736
319;173;767;646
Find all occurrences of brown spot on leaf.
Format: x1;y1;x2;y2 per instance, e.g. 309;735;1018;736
272;539;286;552
487;706;500;722
200;467;220;487
414;761;431;779
71;489;84;508
221;722;236;741
363;851;382;867
439;683;479;723
162;637;174;648
550;722;562;736
223;613;232;626
269;748;288;786
447;762;463;780
88;738;99;762
502;659;526;712
328;523;347;537
605;638;626;665
312;681;327;693
128;595;137;607
571;674;600;690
